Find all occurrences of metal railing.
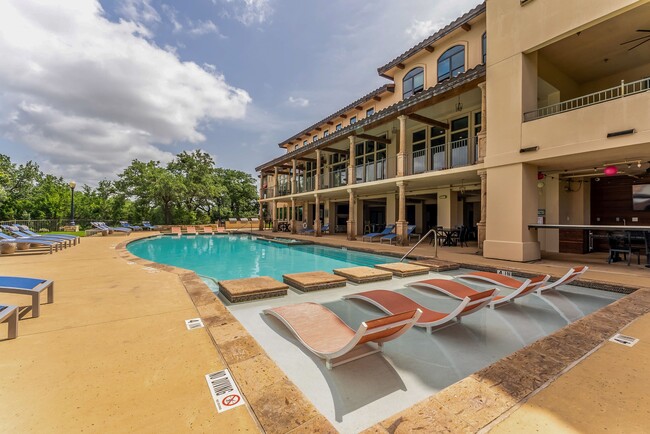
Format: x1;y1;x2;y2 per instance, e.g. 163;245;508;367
400;228;438;261
524;77;650;122
406;137;477;175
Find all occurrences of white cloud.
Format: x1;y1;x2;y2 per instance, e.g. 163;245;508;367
118;0;160;24
188;19;222;36
161;4;183;32
0;0;251;185
405;19;448;42
287;96;309;108
218;0;273;26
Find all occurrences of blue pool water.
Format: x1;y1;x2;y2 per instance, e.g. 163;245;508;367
127;235;393;281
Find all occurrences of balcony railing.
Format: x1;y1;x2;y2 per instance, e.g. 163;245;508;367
354;156;397;184
261;187;275;199
523;78;650;122
406;136;477;175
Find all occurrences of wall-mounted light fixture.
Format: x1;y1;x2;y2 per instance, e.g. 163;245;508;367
520;146;539;153
439;195;448;200
607;129;635;138
455;96;463;112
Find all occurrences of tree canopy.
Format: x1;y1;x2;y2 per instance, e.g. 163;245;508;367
0;152;259;225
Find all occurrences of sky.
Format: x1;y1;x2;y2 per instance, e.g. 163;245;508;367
0;0;482;187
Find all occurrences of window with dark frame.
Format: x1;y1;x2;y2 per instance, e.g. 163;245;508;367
366;107;375;117
403;67;424;99
438;45;465;82
482;33;487;64
336;123;342;131
350;116;357;124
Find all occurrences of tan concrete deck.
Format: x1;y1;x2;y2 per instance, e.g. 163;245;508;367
1;229;649;433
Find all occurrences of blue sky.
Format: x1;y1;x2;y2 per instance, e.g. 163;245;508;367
0;0;482;186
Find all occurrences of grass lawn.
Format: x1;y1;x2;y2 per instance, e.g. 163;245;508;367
48;230;86;237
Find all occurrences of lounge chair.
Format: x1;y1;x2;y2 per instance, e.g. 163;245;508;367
3;225;73;247
264;301;421;369
406;276;548;308
91;222;132;234
186;226;197;234
0;232;59;254
0;276;53;318
216;226;227;233
343;288;497;333
120;221;142;231
202;226;213;234
142;221;157;230
321;223;330;234
380;225;417;245
170;226;182;235
535;266;589;295
250;217;259;225
362;224;395;242
16;224;80;245
0;305;18;339
240;217;249;223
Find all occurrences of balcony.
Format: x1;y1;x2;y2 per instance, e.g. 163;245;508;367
524;78;650;122
406;136;478;175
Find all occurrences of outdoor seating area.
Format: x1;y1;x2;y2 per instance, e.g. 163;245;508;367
0;224;81;255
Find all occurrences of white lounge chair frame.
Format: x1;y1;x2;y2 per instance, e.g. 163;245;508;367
535;266;589;294
264;302;421;369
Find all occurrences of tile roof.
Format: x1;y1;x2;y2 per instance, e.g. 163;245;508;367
256;63;485;172
277;84;395;148
377;2;486;77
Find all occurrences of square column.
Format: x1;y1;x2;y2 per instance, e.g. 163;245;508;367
315;149;321;191
314;194;321;237
477;170;487;253
291;197;297;234
347;188;356;240
397;115;407;177
271;200;278;232
291;159;297;194
483;163;541;261
347;136;356;185
396;181;408;246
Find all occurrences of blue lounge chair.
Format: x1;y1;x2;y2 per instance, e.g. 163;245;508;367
120;221;142;231
16;224;80;245
305;223;329;235
91;222;131;234
380;225;417;245
5;225;76;247
0;232;59;254
362;224;395;242
142;221;157;230
0;276;54;318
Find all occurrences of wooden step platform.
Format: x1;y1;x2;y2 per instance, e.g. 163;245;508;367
374;262;430;278
333;266;393;284
410;258;460;272
282;271;347;292
218;276;288;303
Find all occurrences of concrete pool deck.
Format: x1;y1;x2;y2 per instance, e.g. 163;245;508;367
0;230;648;433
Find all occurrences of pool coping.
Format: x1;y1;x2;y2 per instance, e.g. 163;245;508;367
117;233;650;433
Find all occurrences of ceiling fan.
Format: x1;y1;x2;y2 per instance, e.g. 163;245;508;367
621;29;650;51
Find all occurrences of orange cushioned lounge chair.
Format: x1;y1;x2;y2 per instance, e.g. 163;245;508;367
186;226;197;235
343;288;497;333
171;226;182;235
264;302;421;369
406;275;548;308
202;226;213;234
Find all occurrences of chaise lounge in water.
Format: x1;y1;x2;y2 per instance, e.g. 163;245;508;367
344;288;498;333
264;301;421;369
0;276;54;318
406;275;549;308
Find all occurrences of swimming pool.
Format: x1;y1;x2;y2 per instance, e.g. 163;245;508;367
127;234;393;281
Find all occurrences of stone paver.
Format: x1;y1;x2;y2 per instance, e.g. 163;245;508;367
333;266;393;284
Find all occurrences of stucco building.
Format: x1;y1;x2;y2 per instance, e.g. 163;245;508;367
256;0;650;262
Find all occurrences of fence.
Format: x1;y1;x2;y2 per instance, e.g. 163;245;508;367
0;219;110;232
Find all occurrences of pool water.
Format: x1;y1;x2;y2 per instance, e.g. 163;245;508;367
127;234;392;281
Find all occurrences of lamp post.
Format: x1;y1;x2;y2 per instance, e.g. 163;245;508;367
69;181;76;226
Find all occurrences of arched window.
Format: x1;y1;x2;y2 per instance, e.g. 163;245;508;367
403;67;424;99
437;45;465;82
482;32;487;64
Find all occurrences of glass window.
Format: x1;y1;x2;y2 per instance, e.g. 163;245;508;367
403;67;424;99
438;45;465;82
350;116;357;124
323;129;329;137
412;129;427;174
303;140;308;146
366;107;375;117
430;127;446;171
313;135;318;142
482;33;487;64
336;123;342;131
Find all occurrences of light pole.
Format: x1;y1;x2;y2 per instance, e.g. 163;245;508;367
69;181;76;226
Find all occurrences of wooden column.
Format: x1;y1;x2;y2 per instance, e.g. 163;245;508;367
396;181;408;246
314;193;321;237
291;197;296;234
291;159;297;194
315;149;321;191
397;115;407;177
478;169;487;253
477;81;487;163
347;188;356;240
348;136;356;185
273;167;279;198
